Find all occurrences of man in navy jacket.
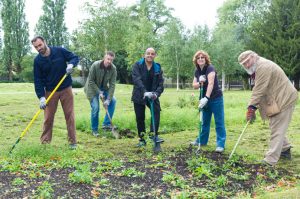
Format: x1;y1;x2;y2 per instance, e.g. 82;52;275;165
31;36;79;149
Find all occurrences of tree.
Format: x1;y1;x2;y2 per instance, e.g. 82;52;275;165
71;0;132;82
1;0;30;81
249;0;300;90
35;0;68;47
210;23;244;91
126;0;174;66
160;19;187;90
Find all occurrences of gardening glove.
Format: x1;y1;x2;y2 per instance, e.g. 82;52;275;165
198;96;209;109
39;97;47;110
143;92;153;99
66;64;74;75
150;92;157;100
103;99;110;108
199;75;206;83
246;106;256;123
99;91;104;100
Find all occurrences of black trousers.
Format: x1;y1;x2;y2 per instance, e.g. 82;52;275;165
134;101;160;138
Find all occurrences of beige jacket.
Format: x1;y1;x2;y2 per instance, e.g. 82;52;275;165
249;57;298;119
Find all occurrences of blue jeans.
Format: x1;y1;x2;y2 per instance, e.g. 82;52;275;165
197;96;226;148
90;91;116;131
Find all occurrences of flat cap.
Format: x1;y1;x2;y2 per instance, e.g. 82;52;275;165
238;50;255;64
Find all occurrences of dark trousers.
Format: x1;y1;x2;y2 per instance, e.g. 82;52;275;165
134;101;160;138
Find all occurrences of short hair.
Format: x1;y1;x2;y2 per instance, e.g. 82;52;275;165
31;36;45;44
192;50;211;66
105;51;115;58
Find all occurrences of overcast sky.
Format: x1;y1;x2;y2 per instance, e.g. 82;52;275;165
25;0;226;39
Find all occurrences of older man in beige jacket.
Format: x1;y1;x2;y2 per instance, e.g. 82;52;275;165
238;50;298;166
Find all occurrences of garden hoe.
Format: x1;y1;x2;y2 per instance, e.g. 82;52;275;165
100;97;120;139
149;99;163;153
228;120;250;159
9;74;68;154
196;82;204;155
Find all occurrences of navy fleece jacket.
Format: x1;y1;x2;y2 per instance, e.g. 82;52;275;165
33;47;79;98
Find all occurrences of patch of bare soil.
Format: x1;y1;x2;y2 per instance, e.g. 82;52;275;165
0;146;297;198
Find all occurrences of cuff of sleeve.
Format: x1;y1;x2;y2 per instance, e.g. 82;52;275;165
248;105;257;110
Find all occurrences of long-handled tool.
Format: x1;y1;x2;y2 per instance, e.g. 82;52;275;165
9;74;68;154
228;121;250;159
196;82;204;154
149;99;162;153
101;97;120;139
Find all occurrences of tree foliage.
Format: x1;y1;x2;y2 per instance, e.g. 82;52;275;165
0;0;30;81
249;0;300;89
35;0;68;47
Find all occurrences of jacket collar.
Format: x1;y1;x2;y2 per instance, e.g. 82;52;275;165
138;58;160;74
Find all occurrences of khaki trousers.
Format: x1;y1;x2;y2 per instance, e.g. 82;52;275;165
264;104;295;165
40;86;77;144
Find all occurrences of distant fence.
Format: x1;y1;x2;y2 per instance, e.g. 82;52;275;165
164;81;244;90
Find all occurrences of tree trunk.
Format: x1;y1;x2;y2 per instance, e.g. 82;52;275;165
222;70;225;92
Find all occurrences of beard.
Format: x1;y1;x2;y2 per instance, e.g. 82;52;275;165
245;63;256;75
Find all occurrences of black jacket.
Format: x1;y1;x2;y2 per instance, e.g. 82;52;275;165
131;58;164;105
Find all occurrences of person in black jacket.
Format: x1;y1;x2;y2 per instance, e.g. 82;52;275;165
131;47;164;147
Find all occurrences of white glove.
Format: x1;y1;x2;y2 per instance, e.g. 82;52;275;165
103;99;110;107
198;97;209;109
143;92;152;99
66;64;74;75
199;75;206;83
99;91;104;100
151;92;157;100
39;97;47;109
144;92;157;100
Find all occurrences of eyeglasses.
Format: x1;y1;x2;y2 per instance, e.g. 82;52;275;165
197;56;205;60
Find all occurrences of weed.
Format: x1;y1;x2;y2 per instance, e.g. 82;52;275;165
68;164;93;184
215;175;228;187
194;164;213;179
12;177;26;186
227;171;250;181
162;172;187;189
35;181;54;199
98;178;110;186
177;96;188;108
120;168;145;178
131;183;143;190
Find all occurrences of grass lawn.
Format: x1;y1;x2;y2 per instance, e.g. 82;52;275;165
0;83;299;198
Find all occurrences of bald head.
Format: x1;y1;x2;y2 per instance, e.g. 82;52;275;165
144;47;156;63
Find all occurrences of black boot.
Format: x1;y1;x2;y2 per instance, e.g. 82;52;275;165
280;147;291;160
136;132;146;147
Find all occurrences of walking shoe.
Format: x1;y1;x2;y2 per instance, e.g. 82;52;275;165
215;147;224;153
280;147;292;160
102;125;118;131
136;139;146;147
69;144;77;150
92;131;100;137
190;140;200;146
153;136;164;143
190;138;207;146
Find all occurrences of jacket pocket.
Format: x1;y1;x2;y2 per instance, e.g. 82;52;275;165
265;98;280;117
